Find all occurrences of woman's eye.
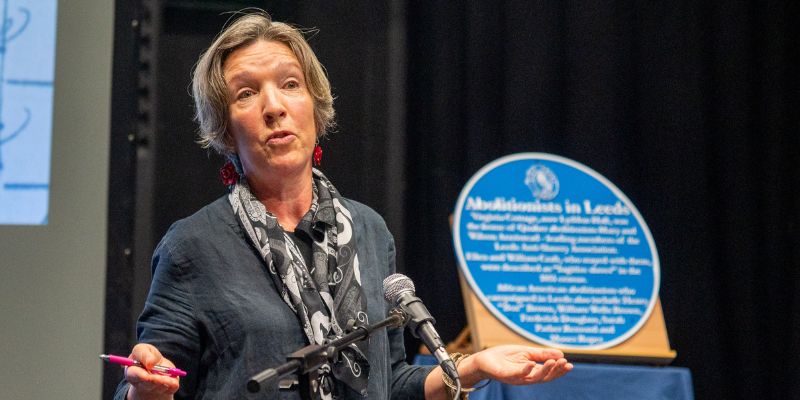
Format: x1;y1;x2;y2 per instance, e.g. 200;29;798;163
237;89;256;99
285;80;300;89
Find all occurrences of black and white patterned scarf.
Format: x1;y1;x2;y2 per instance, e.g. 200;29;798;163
228;165;370;399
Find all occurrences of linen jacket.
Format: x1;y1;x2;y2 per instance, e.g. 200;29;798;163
114;196;432;399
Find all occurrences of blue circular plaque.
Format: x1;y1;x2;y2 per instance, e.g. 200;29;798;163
452;153;660;349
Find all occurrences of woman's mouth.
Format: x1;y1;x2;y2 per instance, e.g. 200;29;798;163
267;131;295;145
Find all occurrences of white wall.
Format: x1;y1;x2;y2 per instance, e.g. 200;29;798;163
0;0;113;398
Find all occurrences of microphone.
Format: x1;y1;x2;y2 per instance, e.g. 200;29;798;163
383;273;459;380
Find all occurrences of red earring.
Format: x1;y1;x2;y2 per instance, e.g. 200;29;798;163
313;145;323;166
220;160;239;187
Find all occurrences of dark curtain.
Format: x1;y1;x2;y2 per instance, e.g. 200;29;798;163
105;1;799;399
403;2;799;400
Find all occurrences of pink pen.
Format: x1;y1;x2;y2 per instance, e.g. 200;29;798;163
100;354;187;377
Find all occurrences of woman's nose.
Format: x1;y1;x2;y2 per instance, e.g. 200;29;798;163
261;87;286;123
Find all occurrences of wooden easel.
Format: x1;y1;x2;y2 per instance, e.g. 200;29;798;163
454;272;677;364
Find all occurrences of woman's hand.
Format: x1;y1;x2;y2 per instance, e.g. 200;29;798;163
125;343;180;400
465;345;573;386
424;344;573;400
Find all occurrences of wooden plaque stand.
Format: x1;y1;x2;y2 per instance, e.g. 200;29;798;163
455;273;677;365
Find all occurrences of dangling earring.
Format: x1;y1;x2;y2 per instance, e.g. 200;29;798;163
313;143;323;166
219;154;242;188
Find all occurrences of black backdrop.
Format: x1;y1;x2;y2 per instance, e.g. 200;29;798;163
104;1;799;399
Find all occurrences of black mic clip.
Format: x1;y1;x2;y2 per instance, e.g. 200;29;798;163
388;307;410;328
395;293;434;334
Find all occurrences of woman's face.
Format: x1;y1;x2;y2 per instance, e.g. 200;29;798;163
224;40;316;184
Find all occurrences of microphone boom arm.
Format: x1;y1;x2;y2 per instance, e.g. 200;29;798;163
246;309;408;394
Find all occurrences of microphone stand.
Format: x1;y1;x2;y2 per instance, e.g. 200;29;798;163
247;309;408;396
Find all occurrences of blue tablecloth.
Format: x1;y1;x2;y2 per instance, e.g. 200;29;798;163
414;355;694;400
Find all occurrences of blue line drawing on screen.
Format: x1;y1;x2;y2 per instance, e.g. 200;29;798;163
0;110;31;165
0;0;57;225
0;2;29;169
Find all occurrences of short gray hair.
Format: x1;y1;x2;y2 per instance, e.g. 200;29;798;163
192;11;335;155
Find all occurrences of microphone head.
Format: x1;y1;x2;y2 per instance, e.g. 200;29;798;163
383;273;415;304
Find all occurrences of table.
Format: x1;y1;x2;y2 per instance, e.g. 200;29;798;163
414;355;694;400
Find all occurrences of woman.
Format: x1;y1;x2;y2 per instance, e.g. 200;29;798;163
116;11;572;400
